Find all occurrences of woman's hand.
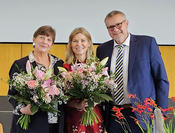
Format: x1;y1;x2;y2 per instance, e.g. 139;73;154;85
68;99;88;111
20;104;33;115
79;99;88;111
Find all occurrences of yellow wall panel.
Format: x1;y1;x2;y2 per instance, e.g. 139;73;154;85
159;46;175;98
21;44;34;57
0;44;21;95
50;45;67;61
93;45;98;56
0;44;175;97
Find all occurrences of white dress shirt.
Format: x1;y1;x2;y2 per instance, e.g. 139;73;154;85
110;34;131;105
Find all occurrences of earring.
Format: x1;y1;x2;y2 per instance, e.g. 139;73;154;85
33;43;35;48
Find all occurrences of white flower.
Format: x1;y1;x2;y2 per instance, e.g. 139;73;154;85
100;57;109;67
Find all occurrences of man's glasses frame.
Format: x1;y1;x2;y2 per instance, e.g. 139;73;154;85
107;20;126;31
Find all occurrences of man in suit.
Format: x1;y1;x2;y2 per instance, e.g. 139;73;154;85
96;10;169;133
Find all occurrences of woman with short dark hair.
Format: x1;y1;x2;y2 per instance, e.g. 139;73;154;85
8;25;64;133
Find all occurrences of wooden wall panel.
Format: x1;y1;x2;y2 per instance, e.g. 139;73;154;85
159;46;175;98
50;45;67;61
0;44;21;95
0;44;174;97
21;44;33;57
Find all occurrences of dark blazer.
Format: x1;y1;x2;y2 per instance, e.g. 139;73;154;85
8;55;64;133
96;34;169;130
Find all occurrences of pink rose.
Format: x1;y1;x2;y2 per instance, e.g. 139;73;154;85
27;80;37;89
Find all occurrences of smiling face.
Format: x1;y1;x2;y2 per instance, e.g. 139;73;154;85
105;14;129;44
65;27;94;64
71;33;90;57
33;35;53;53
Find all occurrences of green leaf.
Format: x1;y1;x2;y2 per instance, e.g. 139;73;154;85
44;68;53;80
40;104;59;113
9;95;31;105
57;67;67;72
17;114;30;130
81;107;101;126
88;100;94;108
98;93;113;101
30;105;39;114
68;88;84;99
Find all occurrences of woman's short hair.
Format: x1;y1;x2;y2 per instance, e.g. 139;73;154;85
33;25;56;43
65;27;94;64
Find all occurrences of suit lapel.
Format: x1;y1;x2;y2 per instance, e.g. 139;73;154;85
106;40;114;73
128;35;137;89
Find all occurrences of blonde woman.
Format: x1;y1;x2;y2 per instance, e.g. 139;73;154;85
63;27;104;133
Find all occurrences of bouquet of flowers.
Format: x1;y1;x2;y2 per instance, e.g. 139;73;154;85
8;60;69;130
58;57;115;126
112;94;175;133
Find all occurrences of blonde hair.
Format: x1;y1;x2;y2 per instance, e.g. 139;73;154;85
65;27;94;64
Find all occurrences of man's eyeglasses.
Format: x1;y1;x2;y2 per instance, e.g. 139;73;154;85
107;20;126;31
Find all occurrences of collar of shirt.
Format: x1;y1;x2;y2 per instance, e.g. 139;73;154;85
28;51;58;70
113;33;130;48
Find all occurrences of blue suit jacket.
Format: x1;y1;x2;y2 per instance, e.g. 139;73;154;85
96;34;169;129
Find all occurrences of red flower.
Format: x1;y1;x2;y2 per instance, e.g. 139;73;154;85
133;117;139;124
167;107;174;111
146;107;153;112
161;108;168;112
161;107;174;112
112;106;124;112
144;98;156;107
112;106;124;119
131;107;137;112
137;104;146;110
171;97;175;101
163;116;167;120
114;94;175;132
128;94;136;99
150;114;154;120
115;112;124;120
